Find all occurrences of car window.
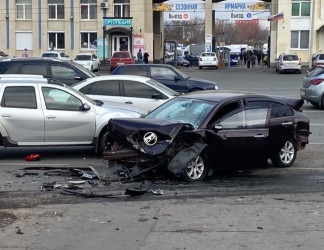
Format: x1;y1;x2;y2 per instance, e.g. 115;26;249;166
283;55;298;61
1;86;37;109
42;87;82;111
123;80;163;99
122;66;148;77
308;67;324;77
81;80;121;96
75;55;91;60
319;54;324;60
43;53;58;58
21;64;47;75
113;52;130;58
246;99;293;118
219;108;268;129
151;67;177;80
50;65;76;79
201;53;215;57
209;101;241;125
0;63;20;74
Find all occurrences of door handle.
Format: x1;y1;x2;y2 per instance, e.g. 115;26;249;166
254;134;266;138
281;122;293;126
125;101;133;104
1;114;12;118
46;115;56;119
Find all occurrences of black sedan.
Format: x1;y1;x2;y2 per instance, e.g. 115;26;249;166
102;91;310;182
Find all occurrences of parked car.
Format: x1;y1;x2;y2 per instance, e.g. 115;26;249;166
300;65;324;109
110;64;219;93
42;51;70;60
198;52;219;70
0;74;142;152
184;54;199;66
275;53;301;74
73;53;100;72
0;57;96;85
103;91;310;181
72;75;178;114
166;56;191;67
311;53;324;69
0;51;8;57
110;51;135;72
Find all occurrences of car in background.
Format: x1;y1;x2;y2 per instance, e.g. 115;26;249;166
311;53;324;69
198;52;219;70
0;74;142;152
0;51;8;57
184;54;199;66
110;51;134;72
275;53;301;74
300;65;324;109
166;56;191;67
73;53;100;72
103;91;310;181
42;51;70;60
72;75;178;114
0;57;96;85
110;64;219;93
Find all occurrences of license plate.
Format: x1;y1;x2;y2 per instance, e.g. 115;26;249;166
117;62;125;65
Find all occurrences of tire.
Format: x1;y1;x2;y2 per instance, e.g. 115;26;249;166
271;138;297;168
321;95;324;110
182;155;208;182
275;67;278;72
310;101;319;108
199;66;202;70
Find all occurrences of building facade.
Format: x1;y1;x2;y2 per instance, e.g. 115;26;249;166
0;0;163;62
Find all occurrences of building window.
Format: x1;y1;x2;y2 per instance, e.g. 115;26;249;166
80;0;97;20
291;31;309;49
292;0;310;17
16;0;32;20
48;32;65;49
80;33;97;49
48;0;65;19
114;0;130;18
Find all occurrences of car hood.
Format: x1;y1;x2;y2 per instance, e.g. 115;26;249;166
188;77;218;86
107;118;192;155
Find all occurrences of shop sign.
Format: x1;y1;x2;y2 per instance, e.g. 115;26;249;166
103;18;132;27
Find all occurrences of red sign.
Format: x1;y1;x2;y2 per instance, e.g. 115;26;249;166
183;13;189;19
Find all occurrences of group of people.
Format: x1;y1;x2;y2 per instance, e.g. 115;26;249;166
242;49;268;68
136;49;149;64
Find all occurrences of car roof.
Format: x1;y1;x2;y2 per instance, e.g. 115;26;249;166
80;74;153;83
0;57;65;62
116;64;173;68
180;90;271;102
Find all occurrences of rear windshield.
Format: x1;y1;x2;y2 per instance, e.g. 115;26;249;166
74;55;91;60
42;53;58;58
113;52;131;58
283;55;298;61
307;67;324;77
318;54;324;60
201;53;215;57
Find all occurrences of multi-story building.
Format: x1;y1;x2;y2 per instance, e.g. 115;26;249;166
0;0;164;63
270;0;324;66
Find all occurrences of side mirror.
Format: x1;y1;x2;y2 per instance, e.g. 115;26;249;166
174;76;181;82
213;124;223;131
81;103;91;111
152;93;162;99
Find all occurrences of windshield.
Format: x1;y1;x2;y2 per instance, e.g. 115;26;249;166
146;97;215;129
147;79;179;96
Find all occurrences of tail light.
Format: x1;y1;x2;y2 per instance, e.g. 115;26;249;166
317;62;324;66
298;59;301;65
199;57;202;61
213;57;216;61
279;61;283;65
310;79;324;85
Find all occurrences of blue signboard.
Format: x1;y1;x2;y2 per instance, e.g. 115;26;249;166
103;19;132;26
205;44;212;53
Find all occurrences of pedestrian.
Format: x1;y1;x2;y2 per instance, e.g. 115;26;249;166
251;53;257;68
263;55;268;67
246;50;251;68
257;50;262;65
143;50;149;64
137;49;143;64
22;48;28;57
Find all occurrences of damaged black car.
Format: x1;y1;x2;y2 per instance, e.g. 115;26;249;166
102;91;310;182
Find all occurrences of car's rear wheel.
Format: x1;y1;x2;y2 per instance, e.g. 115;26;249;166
310;101;319;108
199;66;202;70
321;95;324;109
271;138;297;168
182;155;208;182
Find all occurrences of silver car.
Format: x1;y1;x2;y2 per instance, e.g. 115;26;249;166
311;53;324;69
0;74;141;152
275;53;301;74
300;66;324;109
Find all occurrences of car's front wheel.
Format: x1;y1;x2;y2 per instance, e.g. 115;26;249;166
182;155;208;182
271;138;297;168
321;95;324;109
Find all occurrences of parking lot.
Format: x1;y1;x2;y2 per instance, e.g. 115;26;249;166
1;64;324;250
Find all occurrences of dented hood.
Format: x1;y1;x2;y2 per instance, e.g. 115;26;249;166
107;118;192;155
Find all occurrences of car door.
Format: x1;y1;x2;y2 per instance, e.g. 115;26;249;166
41;86;96;143
0;85;45;143
149;67;187;92
49;62;85;85
206;107;270;165
122;79;168;113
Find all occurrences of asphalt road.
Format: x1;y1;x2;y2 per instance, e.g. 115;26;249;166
0;64;323;250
